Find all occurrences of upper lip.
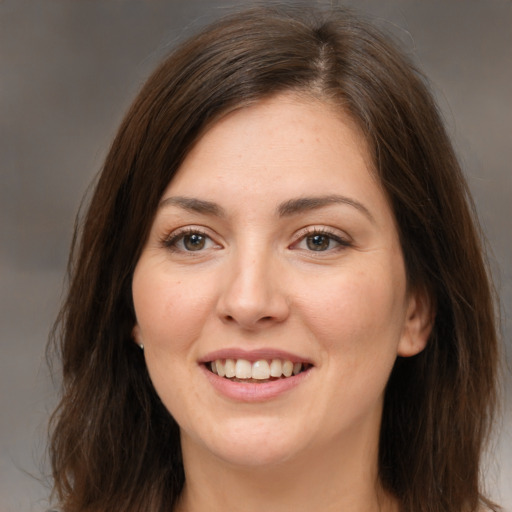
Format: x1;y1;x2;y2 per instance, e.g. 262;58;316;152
198;348;314;365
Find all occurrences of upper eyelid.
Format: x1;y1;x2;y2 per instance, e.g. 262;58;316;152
158;224;351;247
160;226;218;247
292;225;351;241
289;226;353;252
162;225;214;238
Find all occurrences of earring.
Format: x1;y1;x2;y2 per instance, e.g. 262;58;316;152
139;343;144;350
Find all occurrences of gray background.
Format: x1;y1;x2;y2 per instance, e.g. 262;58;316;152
1;1;511;510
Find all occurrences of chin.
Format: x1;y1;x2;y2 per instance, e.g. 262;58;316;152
186;417;308;468
212;440;298;468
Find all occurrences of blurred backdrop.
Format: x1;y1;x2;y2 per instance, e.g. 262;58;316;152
1;1;511;510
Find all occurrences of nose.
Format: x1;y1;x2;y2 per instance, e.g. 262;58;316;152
216;249;290;330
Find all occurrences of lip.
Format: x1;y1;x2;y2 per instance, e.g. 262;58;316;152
198;347;313;365
201;363;313;402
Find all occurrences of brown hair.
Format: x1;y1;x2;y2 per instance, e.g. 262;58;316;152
48;5;500;512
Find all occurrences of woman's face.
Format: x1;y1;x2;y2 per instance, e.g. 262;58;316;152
132;94;430;468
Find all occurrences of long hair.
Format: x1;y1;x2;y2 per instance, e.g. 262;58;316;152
48;6;499;512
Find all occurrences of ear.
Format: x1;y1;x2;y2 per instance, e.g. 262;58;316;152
132;324;143;346
397;287;435;357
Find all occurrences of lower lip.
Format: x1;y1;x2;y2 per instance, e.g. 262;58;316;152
201;365;312;402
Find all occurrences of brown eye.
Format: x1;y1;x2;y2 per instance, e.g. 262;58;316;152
183;233;206;251
163;229;217;253
306;234;331;251
292;229;351;253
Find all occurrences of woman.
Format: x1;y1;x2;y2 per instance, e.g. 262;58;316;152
48;5;500;512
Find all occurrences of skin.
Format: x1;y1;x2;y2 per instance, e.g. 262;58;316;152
132;93;432;512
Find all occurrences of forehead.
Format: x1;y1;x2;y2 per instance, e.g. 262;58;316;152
152;92;400;252
166;93;379;201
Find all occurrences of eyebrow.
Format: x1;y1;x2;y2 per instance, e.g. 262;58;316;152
159;194;374;223
277;195;375;223
159;196;226;217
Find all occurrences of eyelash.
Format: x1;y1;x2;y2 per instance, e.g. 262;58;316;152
160;227;215;253
292;227;352;253
160;226;351;254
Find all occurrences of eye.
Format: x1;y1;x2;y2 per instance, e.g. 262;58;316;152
181;233;208;251
162;228;219;252
292;228;351;252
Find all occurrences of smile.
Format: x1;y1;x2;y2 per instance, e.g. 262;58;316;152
208;358;311;381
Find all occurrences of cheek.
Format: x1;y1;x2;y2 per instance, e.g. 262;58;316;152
132;266;216;421
132;267;214;353
297;263;407;364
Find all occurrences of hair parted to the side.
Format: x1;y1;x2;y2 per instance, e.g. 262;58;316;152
48;5;500;512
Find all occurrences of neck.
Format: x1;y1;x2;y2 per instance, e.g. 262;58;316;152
174;427;398;512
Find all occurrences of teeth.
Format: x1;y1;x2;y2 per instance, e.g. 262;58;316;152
282;360;293;377
216;359;226;377
252;360;270;380
235;359;252;379
269;359;282;377
210;358;306;380
224;358;236;378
